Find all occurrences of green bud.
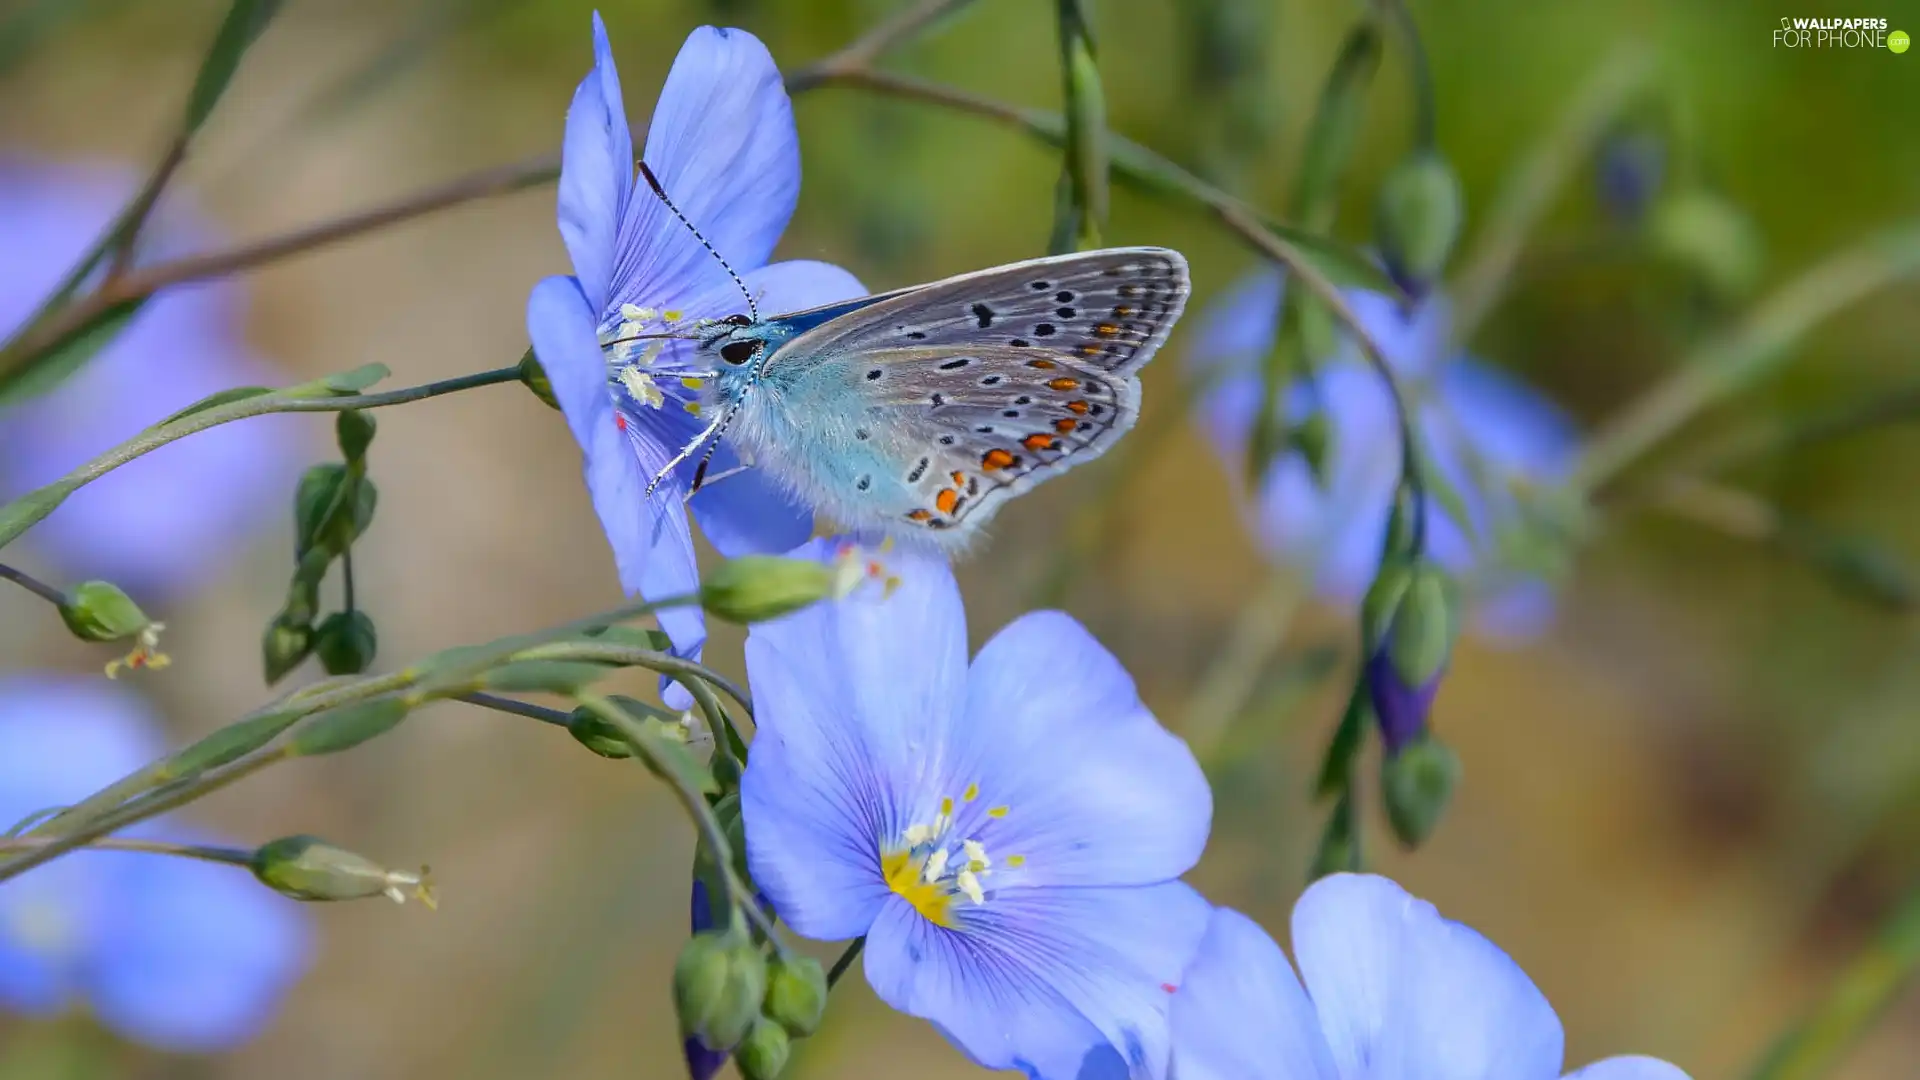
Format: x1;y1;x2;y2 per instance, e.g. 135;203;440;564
1648;189;1763;300
763;955;827;1037
1375;152;1464;296
1381;735;1461;847
336;410;377;463
567;704;636;759
263;616;313;684
1360;560;1413;655
1386;564;1457;691
700;556;835;624
673;929;768;1052
736;1017;792;1080
251;834;434;906
289;697;410;757
314;611;377;675
58;580;150;643
294;463;348;555
712;750;744;793
517;347;560;411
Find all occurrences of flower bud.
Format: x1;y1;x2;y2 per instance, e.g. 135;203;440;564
58;580;150;642
1380;734;1462;847
1648;188;1763;300
683;1037;730;1080
1364;562;1456;754
735;1017;791;1080
763;955;827;1038
314;610;377;675
1375;152;1463;298
517;347;560;411
1596;130;1664;223
293;464;377;559
250;834;435;906
700;556;835;624
567;704;635;759
673;929;767;1052
263;615;313;685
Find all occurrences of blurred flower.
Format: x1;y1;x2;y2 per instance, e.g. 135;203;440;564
0;675;311;1052
1596;130;1665;224
741;539;1212;1079
526;14;866;693
1186;270;1578;641
1170;874;1692;1080
0;156;303;603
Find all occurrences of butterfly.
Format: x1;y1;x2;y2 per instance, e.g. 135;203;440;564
618;168;1190;550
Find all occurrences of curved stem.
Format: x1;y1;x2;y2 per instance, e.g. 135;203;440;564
827;937;867;989
0;562;66;607
0;834;253;868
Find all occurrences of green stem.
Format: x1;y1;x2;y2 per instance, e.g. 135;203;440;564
457;692;573;727
0;365;520;552
1573;220;1920;495
783;0;980;93
1054;0;1108;250
1747;873;1920;1080
827;937;867;989
0;562;66;607
0;834;253;868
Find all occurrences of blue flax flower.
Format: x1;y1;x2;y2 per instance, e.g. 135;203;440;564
1186;271;1576;641
742;539;1213;1079
1171;874;1692;1080
527;15;866;678
0;156;303;602
0;675;311;1051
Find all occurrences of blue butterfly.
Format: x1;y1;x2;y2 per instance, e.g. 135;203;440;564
615;169;1191;550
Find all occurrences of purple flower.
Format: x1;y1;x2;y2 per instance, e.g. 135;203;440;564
1186;270;1577;642
0;156;305;602
1171;874;1692;1080
741;539;1212;1078
0;675;311;1051
527;15;866;687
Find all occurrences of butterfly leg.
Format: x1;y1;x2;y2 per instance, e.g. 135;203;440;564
644;413;724;497
681;464;751;503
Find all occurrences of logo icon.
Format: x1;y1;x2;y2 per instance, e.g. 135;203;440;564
1892;29;1911;52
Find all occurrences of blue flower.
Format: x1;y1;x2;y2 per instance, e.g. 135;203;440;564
741;539;1213;1079
0;675;311;1051
1186;270;1578;642
1170;874;1692;1080
0;156;305;602
527;15;867;682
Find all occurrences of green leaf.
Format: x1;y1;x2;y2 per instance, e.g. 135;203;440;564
151;385;274;429
285;362;390;397
482;660;613;695
168;707;305;775
0;299;141;407
580;625;674;652
0;480;81;552
183;0;286;134
289;697;410;757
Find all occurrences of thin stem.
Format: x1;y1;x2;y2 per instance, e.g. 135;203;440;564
783;0;980;92
519;640;753;720
0;562;67;607
341;545;357;613
827;937;867;989
1381;0;1436;148
0;365;521;551
0;834;253;868
457;692;573;727
1683;379;1920;477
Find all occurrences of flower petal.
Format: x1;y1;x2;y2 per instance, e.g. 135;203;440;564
1186;269;1285;460
1564;1056;1693;1080
610;26;799;313
1434;358;1577;481
89;847;311;1051
864;882;1211;1078
1169;907;1337;1080
741;542;969;940
528;275;705;655
1292;873;1564;1080
954;611;1209;888
558;12;635;313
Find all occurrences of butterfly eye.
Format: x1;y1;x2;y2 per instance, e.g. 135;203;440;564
723;313;753;327
719;339;760;365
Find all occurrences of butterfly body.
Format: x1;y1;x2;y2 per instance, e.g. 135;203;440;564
693;247;1191;549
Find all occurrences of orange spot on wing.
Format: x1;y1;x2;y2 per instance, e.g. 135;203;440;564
1048;378;1081;391
1093;323;1121;338
981;448;1015;471
1066;400;1090;415
935;489;959;515
1027;359;1057;370
1113;305;1135;317
1022;433;1055;452
1054;418;1078;433
1077;343;1102;357
951;471;966;487
907;509;932;522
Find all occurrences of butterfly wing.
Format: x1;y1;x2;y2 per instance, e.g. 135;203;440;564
734;248;1190;544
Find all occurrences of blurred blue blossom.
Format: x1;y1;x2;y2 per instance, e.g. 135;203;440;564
741;539;1212;1079
1186;270;1577;641
1169;873;1691;1080
0;156;303;603
0;675;311;1051
527;15;865;686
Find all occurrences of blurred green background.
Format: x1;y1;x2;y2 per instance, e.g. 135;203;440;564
3;0;1920;1076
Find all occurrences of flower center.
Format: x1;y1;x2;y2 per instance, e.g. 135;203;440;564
598;304;707;416
879;787;1025;928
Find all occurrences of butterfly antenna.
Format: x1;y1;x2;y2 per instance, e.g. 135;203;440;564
638;160;757;321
